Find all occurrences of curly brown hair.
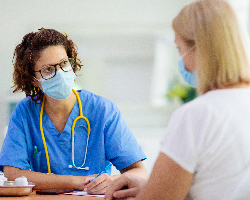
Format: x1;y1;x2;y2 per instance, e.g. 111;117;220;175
12;28;82;103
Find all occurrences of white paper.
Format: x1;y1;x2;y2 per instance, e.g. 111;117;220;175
65;191;105;197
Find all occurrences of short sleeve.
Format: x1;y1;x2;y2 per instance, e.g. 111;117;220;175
160;102;213;173
104;110;146;170
0;105;31;170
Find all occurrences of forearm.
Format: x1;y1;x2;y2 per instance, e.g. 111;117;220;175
3;166;88;190
135;153;193;200
120;161;148;179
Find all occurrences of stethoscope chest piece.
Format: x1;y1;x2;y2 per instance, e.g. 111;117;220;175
68;165;89;170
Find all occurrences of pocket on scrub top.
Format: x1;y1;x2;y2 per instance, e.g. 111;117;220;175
33;150;42;172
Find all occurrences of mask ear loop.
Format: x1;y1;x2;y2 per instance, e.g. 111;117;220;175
181;45;196;58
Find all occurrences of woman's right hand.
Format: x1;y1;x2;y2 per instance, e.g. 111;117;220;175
104;173;147;200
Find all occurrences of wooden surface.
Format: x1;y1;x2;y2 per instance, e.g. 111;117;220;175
0;190;105;199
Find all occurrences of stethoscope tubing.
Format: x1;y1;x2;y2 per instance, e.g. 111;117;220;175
39;89;91;174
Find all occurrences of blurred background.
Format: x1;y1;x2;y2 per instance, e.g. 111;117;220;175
0;0;249;175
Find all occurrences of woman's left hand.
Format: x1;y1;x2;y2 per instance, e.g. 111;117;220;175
83;173;113;194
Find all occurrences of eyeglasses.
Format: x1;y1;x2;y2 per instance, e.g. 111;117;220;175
34;58;74;80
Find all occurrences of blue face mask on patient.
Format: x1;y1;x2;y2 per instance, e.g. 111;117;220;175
178;46;196;88
39;68;76;100
178;56;196;88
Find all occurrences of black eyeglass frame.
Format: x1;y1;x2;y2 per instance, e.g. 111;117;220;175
33;58;75;80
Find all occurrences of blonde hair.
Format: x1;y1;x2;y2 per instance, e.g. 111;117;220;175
172;0;250;94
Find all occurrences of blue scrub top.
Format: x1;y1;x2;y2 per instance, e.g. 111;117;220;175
0;89;146;176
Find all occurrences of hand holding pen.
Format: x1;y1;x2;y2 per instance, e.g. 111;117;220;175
91;163;112;182
83;163;113;195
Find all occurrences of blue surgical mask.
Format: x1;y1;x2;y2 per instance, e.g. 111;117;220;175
39;69;76;100
178;46;196;88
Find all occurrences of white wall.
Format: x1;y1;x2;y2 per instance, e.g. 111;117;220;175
0;0;190;125
0;0;190;175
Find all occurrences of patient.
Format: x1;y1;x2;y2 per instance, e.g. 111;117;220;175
105;0;250;199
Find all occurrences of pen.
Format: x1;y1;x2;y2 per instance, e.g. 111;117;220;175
91;163;112;182
34;146;38;159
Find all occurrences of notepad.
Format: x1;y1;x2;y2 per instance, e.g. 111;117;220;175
65;191;105;197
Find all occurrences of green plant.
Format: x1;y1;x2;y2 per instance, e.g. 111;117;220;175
166;83;198;103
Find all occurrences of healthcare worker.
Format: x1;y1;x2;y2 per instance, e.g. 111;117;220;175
0;28;147;194
105;0;250;199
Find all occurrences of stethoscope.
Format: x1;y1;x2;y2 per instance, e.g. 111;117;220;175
40;89;91;174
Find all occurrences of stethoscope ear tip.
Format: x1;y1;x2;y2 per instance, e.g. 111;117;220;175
68;165;73;168
85;167;89;170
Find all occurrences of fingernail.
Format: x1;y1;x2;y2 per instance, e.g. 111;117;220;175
84;188;87;191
